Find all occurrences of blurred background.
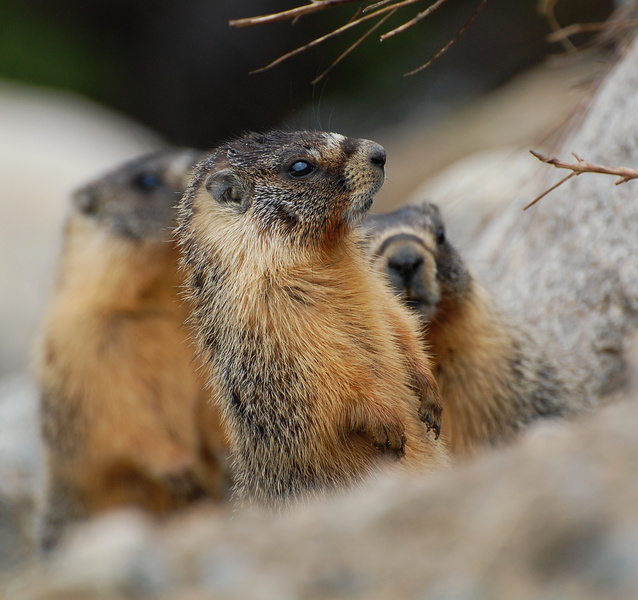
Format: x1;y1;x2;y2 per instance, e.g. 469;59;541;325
0;0;625;578
0;0;616;377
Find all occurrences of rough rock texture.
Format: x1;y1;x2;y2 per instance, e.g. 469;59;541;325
406;147;538;253
0;374;41;579
7;397;638;600
480;34;638;401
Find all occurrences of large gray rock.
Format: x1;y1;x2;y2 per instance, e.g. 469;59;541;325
0;80;162;378
479;33;638;401
0;374;41;582
6;396;638;600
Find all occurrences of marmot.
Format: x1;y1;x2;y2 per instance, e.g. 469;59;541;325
34;149;231;551
176;131;448;506
362;202;579;457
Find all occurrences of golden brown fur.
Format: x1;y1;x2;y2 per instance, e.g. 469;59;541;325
362;202;580;457
34;150;231;551
176;131;448;506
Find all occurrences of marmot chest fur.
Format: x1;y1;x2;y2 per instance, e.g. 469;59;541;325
34;149;231;551
176;131;447;506
362;202;579;457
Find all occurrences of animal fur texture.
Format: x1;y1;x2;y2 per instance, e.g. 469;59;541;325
176;131;448;506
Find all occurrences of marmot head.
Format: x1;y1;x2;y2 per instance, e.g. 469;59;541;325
361;202;471;320
180;131;386;256
72;149;203;242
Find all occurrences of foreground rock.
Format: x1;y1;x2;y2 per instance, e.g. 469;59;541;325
5;395;638;600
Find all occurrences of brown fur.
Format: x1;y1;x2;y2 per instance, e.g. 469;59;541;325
362;202;580;457
34;150;231;552
176;131;448;506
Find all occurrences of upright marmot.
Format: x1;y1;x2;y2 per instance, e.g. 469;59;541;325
176;131;448;506
34;149;231;551
362;202;580;457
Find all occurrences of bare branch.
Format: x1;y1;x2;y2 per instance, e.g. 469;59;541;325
524;150;638;210
538;0;577;53
531;150;638;182
524;172;577;211
229;0;364;28
547;21;608;43
380;0;448;41
250;2;403;74
547;19;638;44
232;0;486;78
312;8;399;84
403;0;487;76
363;0;400;13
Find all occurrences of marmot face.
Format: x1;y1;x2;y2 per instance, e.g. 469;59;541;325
72;149;203;242
184;131;386;252
361;202;471;320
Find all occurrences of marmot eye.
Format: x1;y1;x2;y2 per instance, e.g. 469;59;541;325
288;160;317;179
134;172;162;192
436;226;446;244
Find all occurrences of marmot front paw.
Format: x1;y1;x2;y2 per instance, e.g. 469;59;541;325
418;399;442;439
367;420;407;459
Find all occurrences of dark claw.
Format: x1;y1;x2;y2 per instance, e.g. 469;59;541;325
163;471;206;501
419;404;441;439
372;424;406;459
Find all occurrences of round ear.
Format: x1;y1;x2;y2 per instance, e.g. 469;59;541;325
204;169;252;210
71;187;100;216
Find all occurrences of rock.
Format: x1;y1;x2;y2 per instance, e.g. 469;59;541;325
0;80;163;378
0;373;41;579
405;147;537;252
8;397;638;600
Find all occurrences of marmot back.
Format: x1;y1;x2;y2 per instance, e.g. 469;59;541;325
34;149;231;552
362;202;582;457
177;131;448;506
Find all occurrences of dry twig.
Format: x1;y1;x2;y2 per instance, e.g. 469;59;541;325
249;2;408;75
547;18;638;45
230;1;365;28
380;0;447;40
311;8;400;84
402;0;486;76
538;0;577;53
524;150;638;210
231;0;484;80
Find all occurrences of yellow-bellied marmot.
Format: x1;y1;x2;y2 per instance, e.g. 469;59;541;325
34;149;231;551
176;131;448;506
362;202;580;457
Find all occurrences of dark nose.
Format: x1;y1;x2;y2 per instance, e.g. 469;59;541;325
369;145;386;168
386;246;424;288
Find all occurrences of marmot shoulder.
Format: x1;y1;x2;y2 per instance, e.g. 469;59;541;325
176;131;448;506
362;202;582;457
34;149;231;551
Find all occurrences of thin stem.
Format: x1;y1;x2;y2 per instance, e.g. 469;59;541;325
312;8;399;84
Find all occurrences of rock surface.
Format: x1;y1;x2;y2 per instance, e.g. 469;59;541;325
0;80;162;378
5;396;638;600
481;34;638;401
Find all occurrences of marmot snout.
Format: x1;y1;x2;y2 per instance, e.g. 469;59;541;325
362;201;581;456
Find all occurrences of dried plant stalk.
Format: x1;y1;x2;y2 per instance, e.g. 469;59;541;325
524;150;638;210
231;0;484;78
